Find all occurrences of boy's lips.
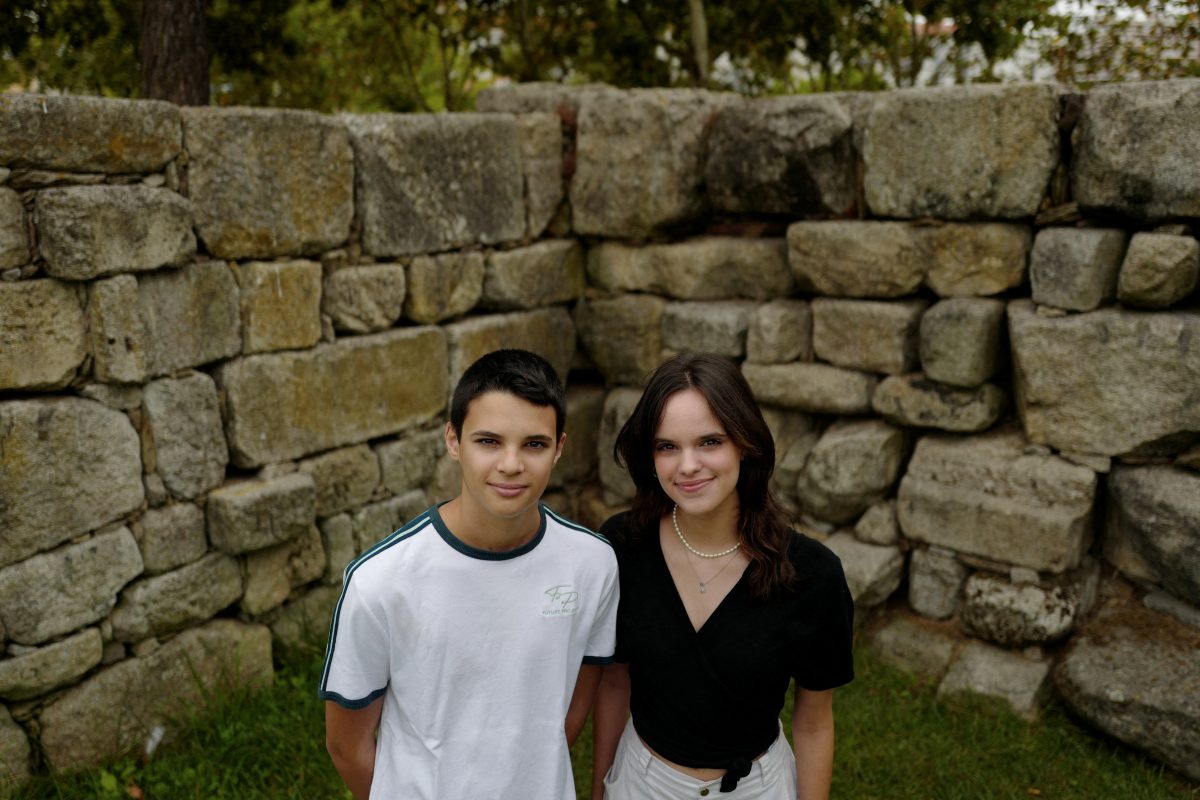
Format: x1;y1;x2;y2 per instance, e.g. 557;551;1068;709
489;483;527;497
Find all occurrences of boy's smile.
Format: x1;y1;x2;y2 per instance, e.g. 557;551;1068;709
443;390;565;549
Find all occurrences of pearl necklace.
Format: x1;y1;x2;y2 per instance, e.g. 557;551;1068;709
672;505;740;559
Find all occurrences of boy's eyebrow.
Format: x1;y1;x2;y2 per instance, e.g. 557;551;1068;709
469;429;555;443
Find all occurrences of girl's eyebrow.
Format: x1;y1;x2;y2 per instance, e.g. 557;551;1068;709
653;432;724;445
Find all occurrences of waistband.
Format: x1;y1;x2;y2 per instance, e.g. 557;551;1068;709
618;718;790;794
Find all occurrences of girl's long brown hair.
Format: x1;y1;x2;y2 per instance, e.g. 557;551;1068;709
614;352;796;598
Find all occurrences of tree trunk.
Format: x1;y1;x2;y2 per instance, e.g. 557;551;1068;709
687;0;710;86
140;0;210;105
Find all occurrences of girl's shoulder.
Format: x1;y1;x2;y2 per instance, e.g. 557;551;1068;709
784;528;849;584
599;510;657;561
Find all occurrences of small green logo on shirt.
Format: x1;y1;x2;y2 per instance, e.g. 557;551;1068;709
542;584;580;617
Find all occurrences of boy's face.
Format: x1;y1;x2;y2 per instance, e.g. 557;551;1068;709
445;390;565;524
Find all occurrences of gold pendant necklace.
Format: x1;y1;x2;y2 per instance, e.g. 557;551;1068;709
687;549;740;594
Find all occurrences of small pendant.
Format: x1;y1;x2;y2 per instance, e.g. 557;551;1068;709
698;582;707;594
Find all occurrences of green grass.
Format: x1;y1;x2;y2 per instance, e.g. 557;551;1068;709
14;651;1197;800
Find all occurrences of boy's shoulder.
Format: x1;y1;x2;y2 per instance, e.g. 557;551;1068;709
543;505;613;546
542;506;618;566
342;507;438;587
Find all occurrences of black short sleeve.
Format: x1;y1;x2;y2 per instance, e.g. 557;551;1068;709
600;512;634;664
785;533;856;691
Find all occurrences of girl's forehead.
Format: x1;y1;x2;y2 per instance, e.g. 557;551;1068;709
655;388;724;435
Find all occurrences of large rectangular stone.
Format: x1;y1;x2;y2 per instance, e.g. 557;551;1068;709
297;444;380;517
588;238;792;300
0;399;144;568
1074;79;1200;221
742;362;877;415
377;428;444;496
706;95;855;217
811;298;926;374
216;327;447;467
110;553;243;641
135;261;242;378
863;83;1062;219
1009;301;1200;456
481;240;583;310
207;474;316;555
182;107;353;259
571;89;735;237
0;527;143;646
35;186;195;280
241;525;325;615
661;301;755;358
38;620;272;771
345;113;524;256
790;221;1029;299
0;94;180;173
0;278;86;390
87;275;148;383
143;372;228;500
574;295;666;387
235;260;323;354
0;187;29;268
445;308;574;389
0;627;102;701
516;112;564;239
897;430;1096;573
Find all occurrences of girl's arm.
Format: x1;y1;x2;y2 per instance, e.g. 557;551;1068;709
590;662;631;800
792;687;835;800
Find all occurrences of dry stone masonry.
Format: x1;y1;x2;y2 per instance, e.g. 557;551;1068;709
1;78;1199;790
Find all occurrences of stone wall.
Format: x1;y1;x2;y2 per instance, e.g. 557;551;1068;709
1;80;1198;789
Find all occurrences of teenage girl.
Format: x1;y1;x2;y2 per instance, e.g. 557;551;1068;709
592;352;854;800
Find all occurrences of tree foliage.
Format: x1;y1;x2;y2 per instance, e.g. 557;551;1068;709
1039;0;1200;84
2;0;1198;111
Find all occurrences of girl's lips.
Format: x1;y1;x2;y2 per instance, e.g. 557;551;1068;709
675;478;712;493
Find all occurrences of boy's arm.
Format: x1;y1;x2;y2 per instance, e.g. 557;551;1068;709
566;663;603;746
326;697;385;800
792;687;835;800
590;662;631;800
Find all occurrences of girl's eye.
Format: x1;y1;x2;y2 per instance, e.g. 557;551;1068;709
654;442;675;452
703;438;724;447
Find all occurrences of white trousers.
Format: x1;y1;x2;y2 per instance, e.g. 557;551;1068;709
602;718;798;799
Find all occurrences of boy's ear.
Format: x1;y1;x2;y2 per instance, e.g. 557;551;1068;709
552;432;566;465
444;421;461;461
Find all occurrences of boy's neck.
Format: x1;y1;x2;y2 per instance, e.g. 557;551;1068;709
440;496;542;552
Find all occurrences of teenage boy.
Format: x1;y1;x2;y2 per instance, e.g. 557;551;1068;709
320;348;619;800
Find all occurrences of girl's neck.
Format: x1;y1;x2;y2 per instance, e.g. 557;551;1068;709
673;499;740;550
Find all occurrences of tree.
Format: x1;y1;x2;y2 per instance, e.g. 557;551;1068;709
140;0;209;104
1038;0;1200;84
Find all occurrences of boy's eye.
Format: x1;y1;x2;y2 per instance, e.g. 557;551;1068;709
475;438;498;446
525;441;546;449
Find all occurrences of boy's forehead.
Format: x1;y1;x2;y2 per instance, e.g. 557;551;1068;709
462;390;558;434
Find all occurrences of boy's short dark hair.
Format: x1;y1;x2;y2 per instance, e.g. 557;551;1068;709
449;349;567;438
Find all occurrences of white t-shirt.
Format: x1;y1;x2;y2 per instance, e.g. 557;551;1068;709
320;503;619;800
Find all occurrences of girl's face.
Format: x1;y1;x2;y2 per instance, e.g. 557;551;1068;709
652;388;741;521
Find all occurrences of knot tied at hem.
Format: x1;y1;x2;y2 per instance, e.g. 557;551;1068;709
719;756;753;792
